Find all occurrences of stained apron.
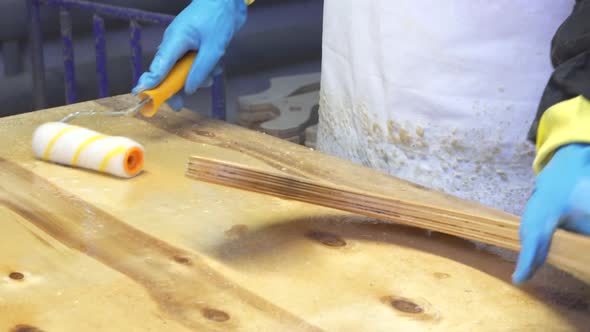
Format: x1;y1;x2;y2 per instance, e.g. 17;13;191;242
317;0;574;215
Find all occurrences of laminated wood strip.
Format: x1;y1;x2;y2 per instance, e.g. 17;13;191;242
186;156;590;283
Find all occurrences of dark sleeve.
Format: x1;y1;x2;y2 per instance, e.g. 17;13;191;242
527;0;590;143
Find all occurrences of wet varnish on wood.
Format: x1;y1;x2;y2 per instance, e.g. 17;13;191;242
186;156;590;283
0;94;589;331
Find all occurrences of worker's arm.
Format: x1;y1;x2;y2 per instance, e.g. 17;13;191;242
132;0;254;111
514;0;590;284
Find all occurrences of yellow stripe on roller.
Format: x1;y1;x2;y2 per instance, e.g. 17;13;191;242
99;146;127;172
71;135;107;166
43;125;80;160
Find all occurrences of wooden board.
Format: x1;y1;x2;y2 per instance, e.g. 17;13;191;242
0;94;589;331
185;155;590;282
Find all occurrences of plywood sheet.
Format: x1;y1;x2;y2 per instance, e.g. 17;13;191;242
0;94;588;331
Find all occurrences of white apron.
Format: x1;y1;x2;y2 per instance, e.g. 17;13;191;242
317;0;574;215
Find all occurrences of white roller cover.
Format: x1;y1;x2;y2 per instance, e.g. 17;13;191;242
32;122;144;178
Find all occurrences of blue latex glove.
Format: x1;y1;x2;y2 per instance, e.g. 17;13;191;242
513;143;590;284
132;0;247;111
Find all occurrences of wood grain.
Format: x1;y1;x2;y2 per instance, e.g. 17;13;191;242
0;94;589;331
0;158;320;332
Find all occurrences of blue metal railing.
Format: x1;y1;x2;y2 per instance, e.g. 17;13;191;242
28;0;227;120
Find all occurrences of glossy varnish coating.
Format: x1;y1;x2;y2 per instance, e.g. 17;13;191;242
0;94;589;331
186;155;590;283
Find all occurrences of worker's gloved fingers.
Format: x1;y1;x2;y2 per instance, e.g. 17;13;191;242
133;34;195;93
512;194;561;284
166;92;185;112
562;215;590;235
562;178;590;234
132;72;153;95
200;74;214;88
211;62;223;77
513;223;557;284
185;42;224;95
199;63;223;88
513;145;590;285
231;0;248;29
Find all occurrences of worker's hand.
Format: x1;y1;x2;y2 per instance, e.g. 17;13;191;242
131;0;247;110
513;143;590;284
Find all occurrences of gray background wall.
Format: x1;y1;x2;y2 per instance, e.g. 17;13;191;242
0;0;323;122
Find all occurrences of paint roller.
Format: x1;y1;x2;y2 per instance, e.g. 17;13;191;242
32;122;144;178
31;52;198;178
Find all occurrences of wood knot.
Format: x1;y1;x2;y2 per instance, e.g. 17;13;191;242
433;272;450;279
305;230;346;247
9;272;24;280
201;308;230;322
173;256;192;266
193;130;216;138
391;299;423;314
10;325;45;332
380;296;439;321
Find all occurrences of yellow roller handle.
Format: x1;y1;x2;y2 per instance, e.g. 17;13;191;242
138;51;198;117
